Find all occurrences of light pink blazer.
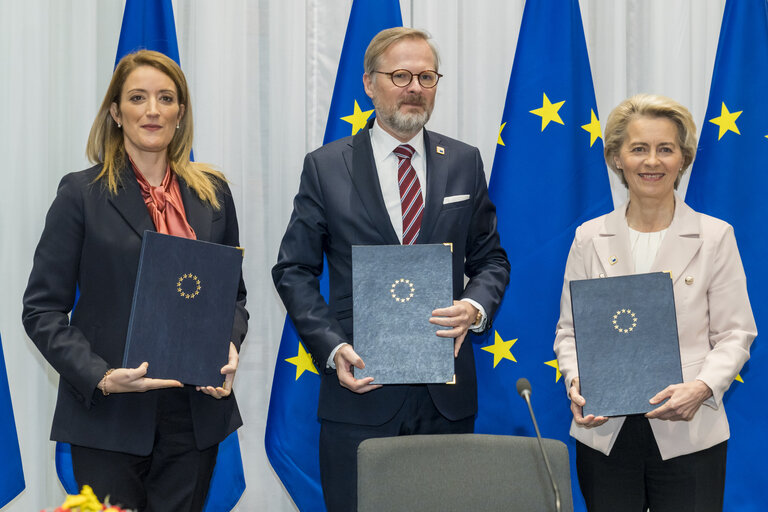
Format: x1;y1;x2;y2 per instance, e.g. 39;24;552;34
554;198;756;460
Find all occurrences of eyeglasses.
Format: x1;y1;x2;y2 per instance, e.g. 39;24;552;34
373;69;443;89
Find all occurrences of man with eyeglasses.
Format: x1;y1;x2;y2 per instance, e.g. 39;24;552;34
273;27;510;511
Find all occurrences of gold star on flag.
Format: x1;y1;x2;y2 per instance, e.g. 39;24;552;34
735;374;744;383
544;359;562;383
481;331;518;368
498;122;506;146
709;102;742;140
340;99;374;135
581;109;602;147
530;93;565;131
285;341;319;380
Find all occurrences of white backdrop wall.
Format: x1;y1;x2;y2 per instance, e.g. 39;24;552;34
0;1;725;509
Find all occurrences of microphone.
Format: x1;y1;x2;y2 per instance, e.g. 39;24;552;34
517;377;561;512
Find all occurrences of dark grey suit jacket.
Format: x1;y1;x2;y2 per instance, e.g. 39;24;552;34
273;122;510;426
23;164;248;455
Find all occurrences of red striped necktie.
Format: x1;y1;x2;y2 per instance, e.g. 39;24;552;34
394;144;424;245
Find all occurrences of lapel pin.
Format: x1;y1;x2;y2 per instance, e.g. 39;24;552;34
436;146;445;155
609;256;618;265
685;276;694;285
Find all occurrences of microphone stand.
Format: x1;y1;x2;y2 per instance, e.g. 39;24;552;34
518;378;561;512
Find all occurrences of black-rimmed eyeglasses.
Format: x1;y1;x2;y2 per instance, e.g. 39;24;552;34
373;69;443;88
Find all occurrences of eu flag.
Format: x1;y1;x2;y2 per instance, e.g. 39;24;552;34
685;0;768;508
265;1;401;509
473;1;612;510
114;0;180;66
56;2;246;509
0;332;24;507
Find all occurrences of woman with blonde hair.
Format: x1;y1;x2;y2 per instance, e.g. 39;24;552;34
23;50;248;510
554;94;755;511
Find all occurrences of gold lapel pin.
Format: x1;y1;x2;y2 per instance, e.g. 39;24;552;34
436;146;445;155
609;256;618;265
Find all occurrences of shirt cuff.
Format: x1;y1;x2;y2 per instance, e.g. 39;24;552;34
326;342;349;369
461;298;487;332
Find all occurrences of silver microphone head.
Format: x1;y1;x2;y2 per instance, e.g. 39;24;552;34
516;377;532;397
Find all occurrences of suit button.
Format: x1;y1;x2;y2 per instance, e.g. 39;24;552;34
599;273;606;278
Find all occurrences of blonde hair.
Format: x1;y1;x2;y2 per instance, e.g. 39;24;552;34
86;50;224;208
603;94;697;189
364;27;440;76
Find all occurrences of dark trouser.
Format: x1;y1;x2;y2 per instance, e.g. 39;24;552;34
319;385;474;512
576;415;727;512
71;388;218;512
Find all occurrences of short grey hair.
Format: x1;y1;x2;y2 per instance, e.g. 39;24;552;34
603;93;697;189
363;27;440;77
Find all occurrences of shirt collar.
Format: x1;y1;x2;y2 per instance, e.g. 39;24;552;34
369;119;426;159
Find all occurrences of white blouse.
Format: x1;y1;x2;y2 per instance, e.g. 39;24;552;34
628;226;668;274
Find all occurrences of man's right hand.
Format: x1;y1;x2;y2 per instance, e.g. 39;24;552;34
334;345;382;394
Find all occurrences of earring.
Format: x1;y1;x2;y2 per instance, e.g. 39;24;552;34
117;122;122;128
176;123;180;129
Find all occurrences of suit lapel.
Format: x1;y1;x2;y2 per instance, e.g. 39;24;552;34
651;198;702;284
419;130;448;243
179;178;212;241
108;166;155;239
592;203;634;276
350;122;400;244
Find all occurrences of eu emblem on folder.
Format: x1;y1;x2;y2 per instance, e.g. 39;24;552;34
123;231;243;387
352;244;454;384
570;272;683;417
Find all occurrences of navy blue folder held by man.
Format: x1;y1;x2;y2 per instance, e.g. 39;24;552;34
123;231;243;387
570;272;683;417
352;244;454;384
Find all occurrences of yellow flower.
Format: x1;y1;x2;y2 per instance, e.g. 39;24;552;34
61;485;104;512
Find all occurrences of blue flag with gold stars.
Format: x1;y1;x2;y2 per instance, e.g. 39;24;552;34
265;1;401;510
323;0;402;144
0;332;24;507
685;0;768;508
473;1;611;510
55;2;246;510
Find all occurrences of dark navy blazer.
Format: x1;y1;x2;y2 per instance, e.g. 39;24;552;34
23;164;248;455
273;122;510;426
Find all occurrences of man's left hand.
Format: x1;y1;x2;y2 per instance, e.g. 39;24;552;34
430;300;479;357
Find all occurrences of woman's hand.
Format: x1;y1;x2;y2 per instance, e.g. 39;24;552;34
101;362;182;393
645;380;712;421
569;377;609;428
197;342;239;399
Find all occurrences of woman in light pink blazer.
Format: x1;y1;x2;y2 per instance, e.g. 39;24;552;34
554;94;756;512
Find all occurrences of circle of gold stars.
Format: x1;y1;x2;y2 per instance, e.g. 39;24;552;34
177;273;202;299
612;309;637;334
390;278;415;303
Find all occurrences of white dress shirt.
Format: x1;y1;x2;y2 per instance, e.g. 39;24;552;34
369;121;428;243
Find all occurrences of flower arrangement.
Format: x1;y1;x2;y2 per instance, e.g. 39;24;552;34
41;485;134;512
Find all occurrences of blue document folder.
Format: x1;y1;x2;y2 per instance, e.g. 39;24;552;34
570;272;683;417
123;231;242;386
352;244;454;384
